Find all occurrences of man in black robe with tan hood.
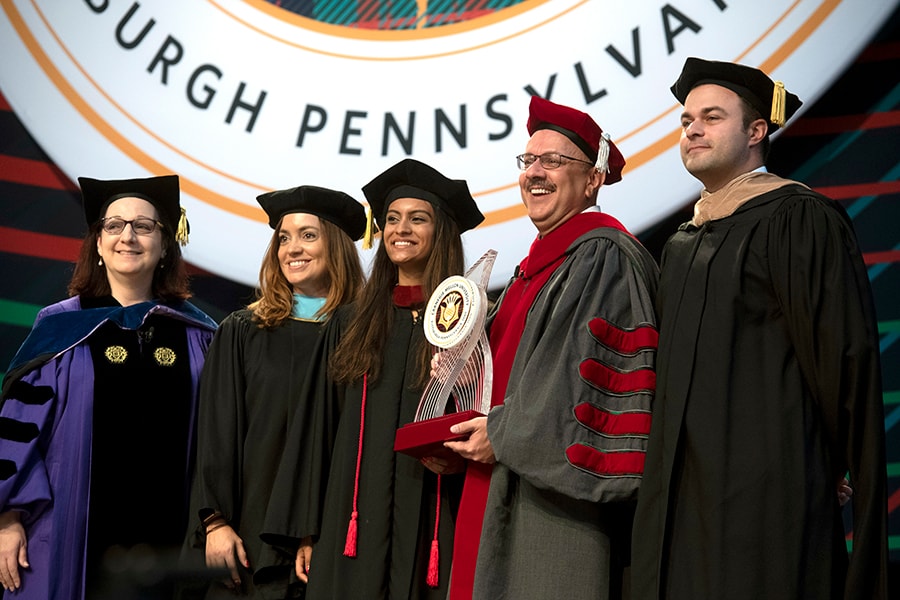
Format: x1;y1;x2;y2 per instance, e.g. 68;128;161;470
632;57;889;600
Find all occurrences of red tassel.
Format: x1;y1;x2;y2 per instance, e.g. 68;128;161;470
426;539;440;588
426;473;442;587
343;510;358;557
344;374;368;559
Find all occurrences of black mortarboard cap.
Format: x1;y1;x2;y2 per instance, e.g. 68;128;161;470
256;185;367;240
78;175;189;245
362;159;484;236
670;57;802;133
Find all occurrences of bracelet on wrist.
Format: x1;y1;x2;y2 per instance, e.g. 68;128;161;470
206;521;229;535
202;511;225;528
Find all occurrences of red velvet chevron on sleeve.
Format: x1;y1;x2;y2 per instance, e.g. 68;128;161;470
587;317;658;355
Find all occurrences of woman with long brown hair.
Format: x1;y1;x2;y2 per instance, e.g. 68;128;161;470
184;186;365;599
0;175;217;599
301;159;484;600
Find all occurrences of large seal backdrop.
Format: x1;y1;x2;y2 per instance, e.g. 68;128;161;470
2;0;900;585
0;0;897;287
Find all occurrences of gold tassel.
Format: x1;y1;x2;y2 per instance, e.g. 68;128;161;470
771;81;786;128
362;206;374;250
176;206;190;246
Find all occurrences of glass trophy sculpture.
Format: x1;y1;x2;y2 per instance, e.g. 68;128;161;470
394;249;497;458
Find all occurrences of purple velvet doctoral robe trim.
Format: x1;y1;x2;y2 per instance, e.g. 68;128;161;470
0;297;216;599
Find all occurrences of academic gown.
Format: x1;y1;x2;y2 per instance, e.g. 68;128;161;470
0;296;216;600
631;186;889;599
304;304;463;600
184;310;331;599
461;212;660;600
260;312;344;567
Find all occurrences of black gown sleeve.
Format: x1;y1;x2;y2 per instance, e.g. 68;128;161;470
185;312;249;545
768;194;888;598
261;310;347;552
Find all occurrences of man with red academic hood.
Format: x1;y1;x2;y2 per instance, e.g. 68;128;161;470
443;96;660;599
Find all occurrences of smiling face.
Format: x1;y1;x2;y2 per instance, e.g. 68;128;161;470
518;129;602;236
277;212;330;297
679;83;768;192
382;197;436;286
96;196;164;294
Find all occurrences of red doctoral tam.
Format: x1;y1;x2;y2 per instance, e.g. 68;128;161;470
526;95;625;185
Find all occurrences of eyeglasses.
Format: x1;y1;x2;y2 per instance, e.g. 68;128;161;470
516;152;594;171
101;217;164;235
